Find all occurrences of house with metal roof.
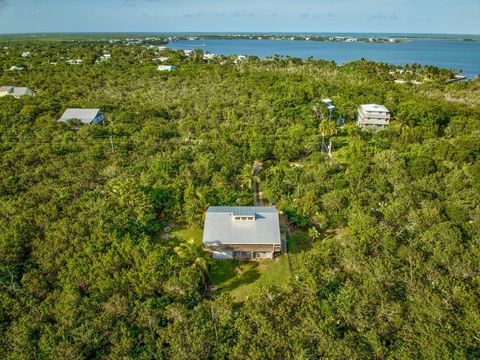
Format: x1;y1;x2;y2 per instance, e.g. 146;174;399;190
357;104;391;130
203;206;282;259
0;86;34;98
58;108;104;125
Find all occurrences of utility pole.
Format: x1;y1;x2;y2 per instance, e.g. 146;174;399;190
109;135;115;153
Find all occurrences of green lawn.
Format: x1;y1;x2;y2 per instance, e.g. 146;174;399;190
209;231;311;302
168;225;203;246
210;255;292;302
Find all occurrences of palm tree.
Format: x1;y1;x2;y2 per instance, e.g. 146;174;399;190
174;238;210;295
319;119;337;138
238;163;254;190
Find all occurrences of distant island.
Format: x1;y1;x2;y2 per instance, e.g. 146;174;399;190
167;33;477;43
170;34;406;43
0;32;479;43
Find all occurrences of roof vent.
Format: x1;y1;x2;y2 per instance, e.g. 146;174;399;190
233;216;255;221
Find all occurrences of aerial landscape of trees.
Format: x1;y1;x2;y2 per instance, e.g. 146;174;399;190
0;38;479;358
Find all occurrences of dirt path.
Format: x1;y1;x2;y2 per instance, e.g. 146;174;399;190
253;161;264;206
252;161;293;279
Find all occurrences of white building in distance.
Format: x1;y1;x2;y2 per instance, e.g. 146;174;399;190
357;104;391;130
66;59;82;65
153;56;170;62
96;54;111;62
203;53;216;60
158;65;176;71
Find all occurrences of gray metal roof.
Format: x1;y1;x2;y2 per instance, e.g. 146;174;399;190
203;206;281;246
0;86;13;93
1;86;32;97
59;108;101;124
11;87;32;97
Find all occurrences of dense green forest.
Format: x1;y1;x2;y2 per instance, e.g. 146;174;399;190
1;39;479;359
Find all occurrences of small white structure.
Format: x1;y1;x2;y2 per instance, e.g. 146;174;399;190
157;65;176;71
357;104;391;130
153;56;170;62
0;86;34;98
9;66;25;71
66;59;82;65
96;54;111;62
147;45;167;51
446;75;467;84
184;49;194;56
203;53;216;60
322;98;336;112
59;108;104;125
22;52;31;58
234;55;248;64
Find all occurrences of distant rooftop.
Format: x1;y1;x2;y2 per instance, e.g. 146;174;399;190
360;104;389;113
59;108;102;124
1;86;33;98
0;86;13;93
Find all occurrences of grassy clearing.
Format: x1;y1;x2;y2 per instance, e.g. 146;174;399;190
171;226;203;246
210;231;311;302
210;256;291;302
155;224;203;248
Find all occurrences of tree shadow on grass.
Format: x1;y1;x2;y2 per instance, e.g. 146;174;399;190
210;260;240;284
220;267;261;293
210;260;263;294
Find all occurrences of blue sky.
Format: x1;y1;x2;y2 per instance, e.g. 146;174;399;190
0;0;479;34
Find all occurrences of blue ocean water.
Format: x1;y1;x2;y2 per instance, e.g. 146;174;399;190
167;37;480;79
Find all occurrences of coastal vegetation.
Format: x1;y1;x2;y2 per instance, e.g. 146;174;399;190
1;38;479;358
